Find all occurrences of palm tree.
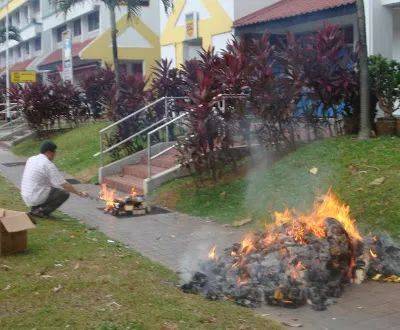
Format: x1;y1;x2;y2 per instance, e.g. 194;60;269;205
0;25;20;44
356;0;371;140
54;0;173;101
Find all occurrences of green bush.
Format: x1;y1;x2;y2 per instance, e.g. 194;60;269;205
369;55;400;117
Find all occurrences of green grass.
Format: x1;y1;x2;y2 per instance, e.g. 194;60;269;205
12;121;108;182
154;136;400;237
0;176;279;329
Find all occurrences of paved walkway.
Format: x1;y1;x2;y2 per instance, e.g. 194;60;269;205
0;146;399;330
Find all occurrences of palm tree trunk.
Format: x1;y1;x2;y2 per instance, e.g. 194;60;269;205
109;6;121;102
356;0;371;140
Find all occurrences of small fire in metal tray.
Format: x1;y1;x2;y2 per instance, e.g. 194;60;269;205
99;184;150;217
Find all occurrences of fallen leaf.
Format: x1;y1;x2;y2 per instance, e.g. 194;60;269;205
41;275;53;279
73;263;80;270
1;264;11;271
3;284;11;291
161;322;178;330
282;321;303;328
309;167;318;175
107;301;122;309
54;263;63;267
369;177;386;186
219;191;227;199
233;218;253;227
107;240;115;244
53;285;62;293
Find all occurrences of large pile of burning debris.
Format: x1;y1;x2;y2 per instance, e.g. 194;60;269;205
182;191;400;311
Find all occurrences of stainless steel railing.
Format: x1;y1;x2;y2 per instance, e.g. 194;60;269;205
94;96;187;167
146;93;248;179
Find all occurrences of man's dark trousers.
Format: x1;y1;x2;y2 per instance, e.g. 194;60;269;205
32;188;70;215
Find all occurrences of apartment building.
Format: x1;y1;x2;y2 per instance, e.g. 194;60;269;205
234;0;400;62
0;0;162;81
160;0;273;67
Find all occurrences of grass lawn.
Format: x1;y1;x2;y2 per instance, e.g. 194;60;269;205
0;176;279;329
12;121;108;182
154;136;400;238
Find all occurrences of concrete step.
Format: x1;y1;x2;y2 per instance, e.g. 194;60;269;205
102;175;144;195
123;164;166;179
144;148;179;169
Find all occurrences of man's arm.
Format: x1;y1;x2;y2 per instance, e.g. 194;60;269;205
61;182;88;197
47;162;88;198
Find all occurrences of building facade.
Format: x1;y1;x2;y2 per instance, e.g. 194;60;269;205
0;0;162;81
0;0;398;83
234;0;400;62
159;0;274;67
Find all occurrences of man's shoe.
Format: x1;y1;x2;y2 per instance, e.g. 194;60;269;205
29;208;46;219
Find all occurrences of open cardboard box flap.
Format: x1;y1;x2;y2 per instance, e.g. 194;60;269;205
0;208;36;233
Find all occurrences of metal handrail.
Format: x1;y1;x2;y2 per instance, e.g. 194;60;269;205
95;96;188;167
93;117;167;158
0;104;17;114
147;112;188;178
145;94;249;179
0;102;17;106
0;104;24;131
99;97;167;134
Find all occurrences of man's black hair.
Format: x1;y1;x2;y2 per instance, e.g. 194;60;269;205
40;141;57;154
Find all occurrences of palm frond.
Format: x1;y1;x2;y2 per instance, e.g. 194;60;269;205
51;0;82;13
160;0;174;14
0;25;21;44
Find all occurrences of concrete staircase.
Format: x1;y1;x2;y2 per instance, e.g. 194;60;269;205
102;147;179;195
0;122;33;147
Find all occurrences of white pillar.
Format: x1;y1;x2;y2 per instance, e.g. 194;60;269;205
5;0;10;121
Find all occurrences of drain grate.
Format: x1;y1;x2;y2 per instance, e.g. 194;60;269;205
65;178;81;185
1;161;26;167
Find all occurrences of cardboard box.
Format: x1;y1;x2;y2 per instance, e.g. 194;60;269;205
0;208;36;256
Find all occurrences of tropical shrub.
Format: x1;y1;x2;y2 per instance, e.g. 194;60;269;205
10;79;88;133
368;55;400;117
80;65;115;119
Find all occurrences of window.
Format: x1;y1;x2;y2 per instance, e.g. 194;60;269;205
14;11;20;26
73;19;81;36
25;42;30;55
56;25;67;43
131;62;143;76
139;0;150;6
32;0;40;14
119;61;144;76
16;46;21;58
34;36;41;51
88;11;99;31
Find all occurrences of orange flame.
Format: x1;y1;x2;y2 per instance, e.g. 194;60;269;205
274;189;362;243
130;186;138;199
208;245;217;260
100;184;117;211
240;235;256;255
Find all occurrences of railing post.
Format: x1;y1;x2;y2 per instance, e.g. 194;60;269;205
99;131;104;168
147;132;152;178
165;97;169;142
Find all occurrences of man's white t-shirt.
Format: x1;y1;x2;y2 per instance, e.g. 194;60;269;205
21;154;66;207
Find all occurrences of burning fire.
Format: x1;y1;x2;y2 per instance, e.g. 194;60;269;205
183;189;400;311
130;187;138;199
240;235;256;255
99;184;117;211
208;246;217;260
273;189;362;244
